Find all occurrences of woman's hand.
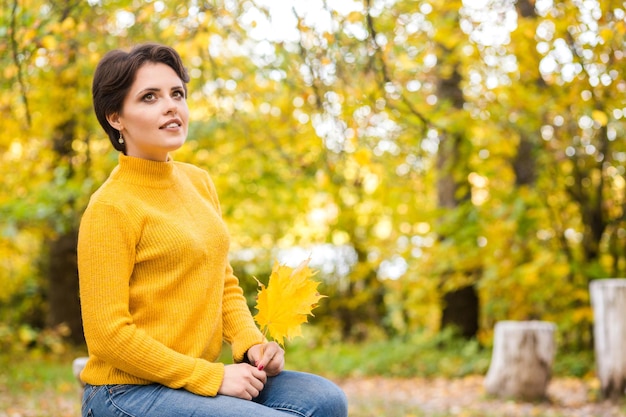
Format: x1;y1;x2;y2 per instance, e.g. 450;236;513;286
218;363;267;400
246;342;285;376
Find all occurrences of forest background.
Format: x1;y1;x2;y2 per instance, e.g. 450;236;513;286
1;0;626;372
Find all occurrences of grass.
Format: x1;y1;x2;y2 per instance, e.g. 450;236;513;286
0;349;84;417
0;351;79;393
0;335;605;417
283;330;596;379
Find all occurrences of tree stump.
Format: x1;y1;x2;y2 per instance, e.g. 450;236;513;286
484;320;556;401
72;357;88;387
590;279;626;400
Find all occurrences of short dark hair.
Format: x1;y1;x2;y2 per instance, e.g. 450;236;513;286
91;43;190;152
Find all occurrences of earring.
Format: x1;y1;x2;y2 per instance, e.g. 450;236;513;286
118;132;124;144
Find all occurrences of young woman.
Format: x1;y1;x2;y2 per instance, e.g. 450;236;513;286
78;43;348;417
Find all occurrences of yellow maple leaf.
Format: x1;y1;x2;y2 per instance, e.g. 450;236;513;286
254;258;325;346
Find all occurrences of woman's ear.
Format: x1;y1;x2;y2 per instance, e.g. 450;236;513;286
106;113;122;131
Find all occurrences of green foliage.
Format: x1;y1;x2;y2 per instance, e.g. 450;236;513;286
286;330;484;378
284;330;594;380
0;322;70;356
2;0;626;350
552;349;595;379
0;349;75;391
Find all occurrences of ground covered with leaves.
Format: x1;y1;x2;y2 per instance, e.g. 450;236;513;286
340;376;626;417
2;375;626;417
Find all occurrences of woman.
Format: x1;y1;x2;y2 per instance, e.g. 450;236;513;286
78;43;348;417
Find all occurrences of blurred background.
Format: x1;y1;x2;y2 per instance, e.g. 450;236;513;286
1;0;625;382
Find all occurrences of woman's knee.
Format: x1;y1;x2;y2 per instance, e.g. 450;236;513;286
287;372;348;417
315;379;348;417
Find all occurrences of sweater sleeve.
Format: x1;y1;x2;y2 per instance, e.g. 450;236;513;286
222;263;266;362
78;201;225;396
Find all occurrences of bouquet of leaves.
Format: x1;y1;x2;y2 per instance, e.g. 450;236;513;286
253;258;325;346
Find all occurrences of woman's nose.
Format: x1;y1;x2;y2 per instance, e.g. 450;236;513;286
163;97;179;114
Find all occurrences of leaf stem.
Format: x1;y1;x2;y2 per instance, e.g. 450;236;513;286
259;327;269;359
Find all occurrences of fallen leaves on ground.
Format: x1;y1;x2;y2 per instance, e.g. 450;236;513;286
338;376;626;417
0;388;80;417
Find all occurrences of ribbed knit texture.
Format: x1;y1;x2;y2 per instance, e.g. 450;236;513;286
77;154;264;397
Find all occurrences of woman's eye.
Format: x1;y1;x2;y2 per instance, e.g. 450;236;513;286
173;90;185;99
143;93;156;101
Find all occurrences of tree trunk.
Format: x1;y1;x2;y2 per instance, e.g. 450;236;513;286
434;58;479;339
441;284;479;339
47;229;84;345
590;279;626;401
73;356;88;386
484;320;556;401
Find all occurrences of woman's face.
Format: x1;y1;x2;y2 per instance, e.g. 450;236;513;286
107;62;189;161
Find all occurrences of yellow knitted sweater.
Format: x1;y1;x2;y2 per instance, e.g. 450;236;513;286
77;154;264;397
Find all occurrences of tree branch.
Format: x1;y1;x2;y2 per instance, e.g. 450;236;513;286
364;0;431;130
9;0;31;128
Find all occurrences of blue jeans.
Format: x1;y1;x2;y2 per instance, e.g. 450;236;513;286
82;370;348;417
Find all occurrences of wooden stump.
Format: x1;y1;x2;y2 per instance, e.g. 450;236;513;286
590;279;626;400
484;320;556;401
72;357;88;387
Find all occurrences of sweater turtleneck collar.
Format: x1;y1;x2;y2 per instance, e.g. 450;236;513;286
111;153;176;188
